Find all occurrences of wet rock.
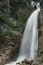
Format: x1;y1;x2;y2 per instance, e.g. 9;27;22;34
5;36;11;42
16;62;20;65
32;62;39;65
40;63;43;65
38;9;43;56
23;58;33;64
36;57;43;64
8;42;15;46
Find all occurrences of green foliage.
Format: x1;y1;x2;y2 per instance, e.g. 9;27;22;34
0;11;24;31
0;11;15;29
1;31;14;37
0;31;14;42
14;20;24;31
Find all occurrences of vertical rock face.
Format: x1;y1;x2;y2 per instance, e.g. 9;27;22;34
38;9;43;56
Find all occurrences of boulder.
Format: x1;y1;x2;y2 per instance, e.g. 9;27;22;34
23;58;33;64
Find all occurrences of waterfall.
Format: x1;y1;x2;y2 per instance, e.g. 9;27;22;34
5;2;40;65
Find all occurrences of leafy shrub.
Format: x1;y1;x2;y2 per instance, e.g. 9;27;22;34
14;20;24;31
0;31;14;43
0;11;25;31
1;31;14;37
0;11;15;29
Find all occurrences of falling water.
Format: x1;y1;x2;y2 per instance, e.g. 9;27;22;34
5;2;40;65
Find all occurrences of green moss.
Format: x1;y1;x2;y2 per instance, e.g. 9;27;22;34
0;11;24;31
0;31;14;42
0;11;15;29
1;31;14;37
14;20;24;31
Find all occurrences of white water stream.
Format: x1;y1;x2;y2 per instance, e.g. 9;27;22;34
5;2;40;65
